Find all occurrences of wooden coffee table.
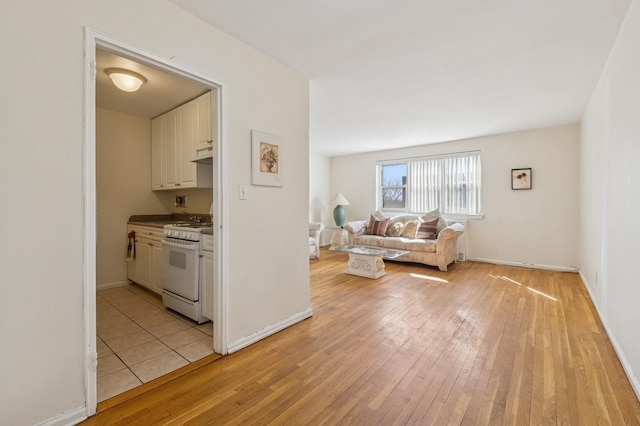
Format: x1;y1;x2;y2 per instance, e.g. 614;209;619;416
329;245;409;279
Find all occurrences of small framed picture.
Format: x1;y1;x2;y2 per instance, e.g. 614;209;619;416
251;130;284;187
512;168;532;190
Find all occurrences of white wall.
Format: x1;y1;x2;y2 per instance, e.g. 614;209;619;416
0;1;309;424
331;125;580;270
309;153;332;244
580;0;640;397
96;108;167;286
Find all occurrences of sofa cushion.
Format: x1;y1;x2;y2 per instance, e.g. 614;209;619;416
365;216;389;236
416;218;438;239
355;235;437;253
401;238;437;253
386;222;405;237
422;209;448;234
401;220;419;238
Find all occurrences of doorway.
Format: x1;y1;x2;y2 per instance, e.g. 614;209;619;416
84;29;227;414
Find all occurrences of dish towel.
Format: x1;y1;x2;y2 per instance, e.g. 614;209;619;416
126;231;136;260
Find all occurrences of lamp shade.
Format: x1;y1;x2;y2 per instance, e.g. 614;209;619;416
105;68;146;92
329;193;350;206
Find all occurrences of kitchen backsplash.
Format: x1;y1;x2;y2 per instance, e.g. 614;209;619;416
156;188;213;215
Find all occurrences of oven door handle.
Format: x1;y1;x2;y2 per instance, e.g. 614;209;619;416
162;240;198;251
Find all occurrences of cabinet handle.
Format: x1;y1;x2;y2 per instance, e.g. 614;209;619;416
176;183;181;186
207;140;213;145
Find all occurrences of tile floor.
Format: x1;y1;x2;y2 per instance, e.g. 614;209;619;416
97;284;213;402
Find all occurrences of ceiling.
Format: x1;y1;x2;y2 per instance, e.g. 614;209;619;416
168;0;631;157
96;49;208;119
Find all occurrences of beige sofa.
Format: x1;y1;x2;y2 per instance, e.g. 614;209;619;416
344;213;464;271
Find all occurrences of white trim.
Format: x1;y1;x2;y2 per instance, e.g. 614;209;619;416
227;309;313;354
468;257;578;273
96;280;130;291
83;27;229;415
36;406;87;426
443;213;484;221
214;84;229;355
82;28;98;417
579;271;640;400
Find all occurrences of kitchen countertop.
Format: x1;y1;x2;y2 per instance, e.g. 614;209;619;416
128;214;212;229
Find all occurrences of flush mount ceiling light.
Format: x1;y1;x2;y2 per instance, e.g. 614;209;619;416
105;68;147;92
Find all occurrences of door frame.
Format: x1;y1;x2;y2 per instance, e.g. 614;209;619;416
83;28;229;414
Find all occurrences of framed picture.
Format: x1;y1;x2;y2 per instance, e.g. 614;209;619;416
251;130;284;187
512;168;532;190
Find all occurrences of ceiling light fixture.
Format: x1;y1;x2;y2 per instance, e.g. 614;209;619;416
105;68;147;92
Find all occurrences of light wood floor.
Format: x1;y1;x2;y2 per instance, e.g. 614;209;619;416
84;249;640;425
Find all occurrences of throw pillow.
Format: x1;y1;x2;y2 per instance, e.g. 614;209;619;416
386;222;405;237
415;218;439;239
421;209;447;234
401;220;419;238
365;215;390;236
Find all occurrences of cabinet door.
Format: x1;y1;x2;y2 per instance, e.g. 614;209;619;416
201;250;214;320
151;116;164;190
178;103;197;187
151;243;164;295
135;237;153;290
194;92;213;160
127;255;138;282
163;109;179;188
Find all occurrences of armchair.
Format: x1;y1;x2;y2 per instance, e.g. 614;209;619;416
309;222;325;259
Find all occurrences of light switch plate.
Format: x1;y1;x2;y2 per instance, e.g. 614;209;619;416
239;185;248;200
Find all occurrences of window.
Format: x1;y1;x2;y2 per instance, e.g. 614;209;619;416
381;163;407;209
378;152;481;215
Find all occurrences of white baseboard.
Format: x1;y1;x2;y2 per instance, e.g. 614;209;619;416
468;257;578;273
36;405;87;426
227;308;313;354
578;271;640;401
96;280;130;291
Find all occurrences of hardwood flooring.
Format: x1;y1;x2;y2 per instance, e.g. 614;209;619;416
84;249;640;425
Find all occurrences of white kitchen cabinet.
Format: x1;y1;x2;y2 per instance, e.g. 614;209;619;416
201;234;214;320
127;225;164;295
178;102;197;186
163;108;181;188
151;116;164;190
151;242;164;294
151;93;213;191
193;91;214;162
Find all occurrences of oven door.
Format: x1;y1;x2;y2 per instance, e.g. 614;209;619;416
162;239;200;301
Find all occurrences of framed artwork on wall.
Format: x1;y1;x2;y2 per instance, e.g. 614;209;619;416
511;168;532;190
251;130;284;187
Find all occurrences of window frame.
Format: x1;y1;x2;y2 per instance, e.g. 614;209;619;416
376;151;482;217
378;162;408;212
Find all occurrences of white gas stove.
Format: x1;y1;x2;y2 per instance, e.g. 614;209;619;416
163;222;213;242
161;222;213;324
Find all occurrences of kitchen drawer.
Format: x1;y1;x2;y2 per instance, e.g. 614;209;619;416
128;225;164;242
